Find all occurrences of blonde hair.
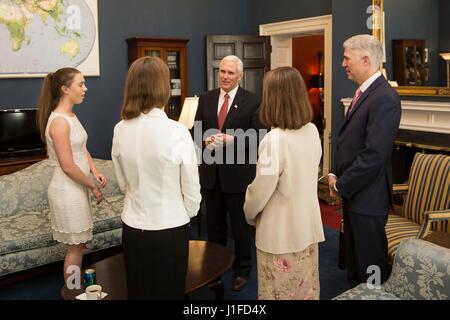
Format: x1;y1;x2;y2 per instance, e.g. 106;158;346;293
121;56;170;120
259;66;312;130
37;68;80;141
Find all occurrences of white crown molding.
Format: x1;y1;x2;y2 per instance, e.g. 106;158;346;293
340;98;450;134
259;15;332;35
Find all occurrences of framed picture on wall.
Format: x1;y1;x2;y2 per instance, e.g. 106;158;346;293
0;0;100;78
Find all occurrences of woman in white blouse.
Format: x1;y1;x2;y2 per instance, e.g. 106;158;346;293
244;67;324;300
112;57;201;299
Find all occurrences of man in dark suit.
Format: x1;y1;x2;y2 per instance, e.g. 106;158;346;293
328;34;401;286
194;55;265;291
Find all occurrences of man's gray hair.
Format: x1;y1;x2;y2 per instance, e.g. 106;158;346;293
220;55;244;74
343;34;382;69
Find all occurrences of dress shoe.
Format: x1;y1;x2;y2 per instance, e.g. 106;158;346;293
232;276;248;291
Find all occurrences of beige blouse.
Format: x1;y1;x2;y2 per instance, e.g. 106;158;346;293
244;124;325;254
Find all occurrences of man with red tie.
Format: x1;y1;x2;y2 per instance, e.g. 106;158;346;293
194;55;265;291
328;34;401;286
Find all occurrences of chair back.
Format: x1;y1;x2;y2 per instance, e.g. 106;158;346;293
402;153;450;232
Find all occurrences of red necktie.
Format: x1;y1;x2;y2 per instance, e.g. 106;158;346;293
218;93;229;131
346;88;362;117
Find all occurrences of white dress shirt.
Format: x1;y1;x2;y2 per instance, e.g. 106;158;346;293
112;107;201;231
217;85;239;115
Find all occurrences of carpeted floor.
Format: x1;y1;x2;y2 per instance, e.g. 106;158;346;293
0;203;350;300
320;201;342;230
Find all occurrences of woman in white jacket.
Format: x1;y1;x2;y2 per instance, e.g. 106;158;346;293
244;67;324;300
112;57;201;299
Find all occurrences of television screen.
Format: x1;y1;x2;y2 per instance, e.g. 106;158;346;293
0;109;45;157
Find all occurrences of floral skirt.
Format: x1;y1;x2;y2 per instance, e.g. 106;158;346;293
257;243;320;300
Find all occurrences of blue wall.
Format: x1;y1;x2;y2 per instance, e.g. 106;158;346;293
331;0;372;146
439;0;450;85
384;0;440;86
1;0;448;160
251;0;331;32
0;0;253;159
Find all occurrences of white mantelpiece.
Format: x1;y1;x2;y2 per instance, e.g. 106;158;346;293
340;98;450;134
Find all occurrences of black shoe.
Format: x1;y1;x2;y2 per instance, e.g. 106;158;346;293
232;276;248;291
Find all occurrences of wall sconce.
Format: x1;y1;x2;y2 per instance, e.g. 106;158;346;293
440;52;450;87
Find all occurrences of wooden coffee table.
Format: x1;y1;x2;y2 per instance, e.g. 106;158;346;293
61;240;234;300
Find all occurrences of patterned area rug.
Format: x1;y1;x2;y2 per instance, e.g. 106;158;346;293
318;178;342;206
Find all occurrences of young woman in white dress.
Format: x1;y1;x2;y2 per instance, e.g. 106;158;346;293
37;68;107;285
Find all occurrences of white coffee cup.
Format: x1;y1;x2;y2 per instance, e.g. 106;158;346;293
85;284;102;300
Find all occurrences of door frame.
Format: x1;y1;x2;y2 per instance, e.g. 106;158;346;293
260;15;333;175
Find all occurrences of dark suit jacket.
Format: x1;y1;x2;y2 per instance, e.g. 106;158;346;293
194;87;265;193
332;76;401;215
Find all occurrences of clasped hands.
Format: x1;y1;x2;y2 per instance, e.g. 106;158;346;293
205;133;234;150
92;172;107;204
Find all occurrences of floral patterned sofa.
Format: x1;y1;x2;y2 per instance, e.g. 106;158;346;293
0;159;124;277
334;238;450;300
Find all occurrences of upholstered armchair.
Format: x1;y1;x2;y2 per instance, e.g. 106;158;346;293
334;238;450;300
385;153;449;262
339;152;450;268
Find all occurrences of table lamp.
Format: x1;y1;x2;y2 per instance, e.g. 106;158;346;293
178;96;199;129
439;52;450;87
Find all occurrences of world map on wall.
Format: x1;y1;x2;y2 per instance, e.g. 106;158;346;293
0;0;97;76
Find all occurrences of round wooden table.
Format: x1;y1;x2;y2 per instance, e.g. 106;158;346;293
61;240;234;300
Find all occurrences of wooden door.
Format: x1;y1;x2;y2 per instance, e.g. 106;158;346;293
206;35;271;96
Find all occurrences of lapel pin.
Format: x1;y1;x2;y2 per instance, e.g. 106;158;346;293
234;105;238;109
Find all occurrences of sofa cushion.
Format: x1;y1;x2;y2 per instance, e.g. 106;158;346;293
0;228;122;276
333;283;400;300
0;160;52;218
0;194;123;255
382;239;450;300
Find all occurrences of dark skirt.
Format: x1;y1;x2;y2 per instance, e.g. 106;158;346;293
122;222;189;300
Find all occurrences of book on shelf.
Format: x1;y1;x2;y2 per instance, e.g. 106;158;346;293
166;52;178;69
170;79;181;96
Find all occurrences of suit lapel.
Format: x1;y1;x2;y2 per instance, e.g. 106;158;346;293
339;76;385;134
222;87;245;131
208;89;220;129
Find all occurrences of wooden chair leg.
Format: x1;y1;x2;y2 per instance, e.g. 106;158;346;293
197;205;202;238
207;278;224;300
338;220;345;269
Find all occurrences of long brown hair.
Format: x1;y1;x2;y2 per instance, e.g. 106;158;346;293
121;56;170;120
259;66;313;130
37;68;80;141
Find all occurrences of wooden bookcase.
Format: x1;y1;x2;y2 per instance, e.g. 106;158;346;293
126;37;189;120
393;39;429;86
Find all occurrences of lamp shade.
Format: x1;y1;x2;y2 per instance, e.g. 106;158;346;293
178;96;199;129
439;53;450;61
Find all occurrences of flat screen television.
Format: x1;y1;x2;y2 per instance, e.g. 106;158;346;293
0;108;46;158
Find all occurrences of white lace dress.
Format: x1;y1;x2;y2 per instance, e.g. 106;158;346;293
45;112;93;245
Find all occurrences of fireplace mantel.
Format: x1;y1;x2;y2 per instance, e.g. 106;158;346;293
340;98;450;134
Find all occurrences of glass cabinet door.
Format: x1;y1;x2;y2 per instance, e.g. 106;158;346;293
166;50;182;119
143;49;162;57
